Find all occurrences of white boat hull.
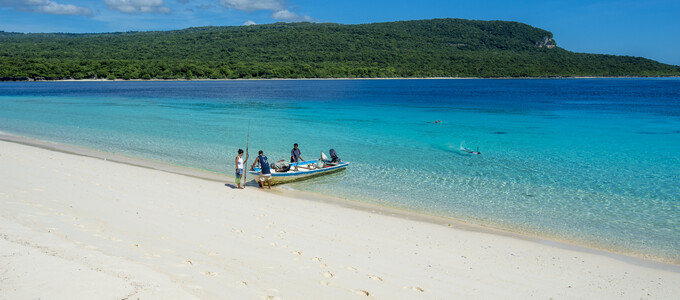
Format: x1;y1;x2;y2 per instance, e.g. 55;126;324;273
249;161;349;185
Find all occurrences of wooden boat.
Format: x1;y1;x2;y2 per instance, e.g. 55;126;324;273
249;160;349;185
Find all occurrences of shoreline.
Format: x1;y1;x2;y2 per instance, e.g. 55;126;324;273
2;135;680;298
2;76;680;82
2;131;678;269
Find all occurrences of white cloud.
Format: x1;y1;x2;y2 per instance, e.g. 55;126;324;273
271;9;313;22
104;0;171;14
243;20;255;26
270;9;293;19
0;0;92;16
218;1;315;23
219;0;283;12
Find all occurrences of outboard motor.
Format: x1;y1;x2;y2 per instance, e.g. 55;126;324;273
329;149;340;163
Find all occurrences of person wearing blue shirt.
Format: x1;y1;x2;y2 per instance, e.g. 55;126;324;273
251;150;271;189
290;143;304;171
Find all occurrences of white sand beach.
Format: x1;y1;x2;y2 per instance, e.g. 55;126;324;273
1;139;679;299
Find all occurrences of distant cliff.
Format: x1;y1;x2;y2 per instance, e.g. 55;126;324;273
1;18;678;80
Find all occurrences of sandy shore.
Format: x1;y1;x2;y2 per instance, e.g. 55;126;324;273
1;139;679;299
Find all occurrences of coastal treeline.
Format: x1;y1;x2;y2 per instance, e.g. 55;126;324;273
1;18;679;80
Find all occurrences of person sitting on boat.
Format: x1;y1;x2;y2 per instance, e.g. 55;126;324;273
235;149;248;189
329;148;341;164
291;143;304;171
250;150;271;189
271;159;291;172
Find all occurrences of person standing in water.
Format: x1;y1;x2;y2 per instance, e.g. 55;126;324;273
235;149;248;189
251;150;271;189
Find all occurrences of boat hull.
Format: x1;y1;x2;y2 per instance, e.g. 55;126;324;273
249;161;349;185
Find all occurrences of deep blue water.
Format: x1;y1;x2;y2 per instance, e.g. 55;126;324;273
1;79;679;262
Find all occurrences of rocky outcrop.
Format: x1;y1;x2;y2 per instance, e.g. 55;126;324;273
536;36;556;49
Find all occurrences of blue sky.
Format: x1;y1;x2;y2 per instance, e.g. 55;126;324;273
1;0;678;65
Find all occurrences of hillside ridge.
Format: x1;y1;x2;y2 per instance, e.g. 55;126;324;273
1;18;678;80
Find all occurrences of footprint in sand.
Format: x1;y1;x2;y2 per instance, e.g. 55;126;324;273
405;286;425;292
319;281;330;286
322;271;334;278
319;263;327;268
233;229;243;233
292;251;303;256
239;281;248;287
369;275;383;282
312;257;323;262
354;290;370;296
347;266;357;271
203;271;219;277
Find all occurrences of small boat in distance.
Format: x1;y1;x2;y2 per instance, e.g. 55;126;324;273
249;160;350;185
461;145;481;155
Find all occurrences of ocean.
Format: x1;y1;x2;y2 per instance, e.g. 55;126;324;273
1;79;679;262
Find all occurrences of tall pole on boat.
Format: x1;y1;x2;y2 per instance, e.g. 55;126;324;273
242;121;250;187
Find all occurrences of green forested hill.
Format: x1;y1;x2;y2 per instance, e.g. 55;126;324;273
1;18;678;80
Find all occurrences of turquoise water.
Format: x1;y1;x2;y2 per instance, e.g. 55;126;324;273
1;79;679;262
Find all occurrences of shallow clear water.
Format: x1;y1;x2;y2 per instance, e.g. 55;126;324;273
1;79;679;262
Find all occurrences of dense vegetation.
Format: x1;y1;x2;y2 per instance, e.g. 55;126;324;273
1;18;679;80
